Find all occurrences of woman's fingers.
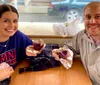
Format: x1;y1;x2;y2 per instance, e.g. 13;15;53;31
26;45;37;56
0;66;14;81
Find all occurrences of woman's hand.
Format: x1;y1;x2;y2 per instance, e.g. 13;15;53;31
26;39;46;57
26;44;46;57
26;45;38;56
0;66;14;81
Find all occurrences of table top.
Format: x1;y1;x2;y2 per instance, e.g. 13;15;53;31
10;57;92;85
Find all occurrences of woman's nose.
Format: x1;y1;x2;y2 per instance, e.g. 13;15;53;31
9;22;14;27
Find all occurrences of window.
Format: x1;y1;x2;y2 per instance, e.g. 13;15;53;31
0;0;99;22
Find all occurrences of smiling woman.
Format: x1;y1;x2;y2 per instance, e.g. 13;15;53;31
0;4;44;85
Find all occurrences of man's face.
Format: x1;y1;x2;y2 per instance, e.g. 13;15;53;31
84;5;100;37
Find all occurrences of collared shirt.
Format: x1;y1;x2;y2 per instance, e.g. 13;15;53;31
86;31;100;46
64;29;100;85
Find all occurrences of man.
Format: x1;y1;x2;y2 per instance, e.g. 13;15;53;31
52;2;100;85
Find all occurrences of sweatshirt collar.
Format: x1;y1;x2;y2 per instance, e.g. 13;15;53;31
83;30;100;46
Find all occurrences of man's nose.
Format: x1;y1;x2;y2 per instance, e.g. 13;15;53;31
89;18;96;23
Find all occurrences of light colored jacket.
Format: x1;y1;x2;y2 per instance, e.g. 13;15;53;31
63;30;100;85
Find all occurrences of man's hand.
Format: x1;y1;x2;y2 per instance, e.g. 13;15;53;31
52;48;73;61
52;48;73;69
52;49;60;60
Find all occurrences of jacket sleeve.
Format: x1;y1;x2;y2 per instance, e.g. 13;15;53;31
63;32;81;55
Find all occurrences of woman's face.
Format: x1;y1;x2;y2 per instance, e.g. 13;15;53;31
84;5;100;37
0;11;18;38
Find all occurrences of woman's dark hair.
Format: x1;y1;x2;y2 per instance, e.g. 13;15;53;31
0;4;19;18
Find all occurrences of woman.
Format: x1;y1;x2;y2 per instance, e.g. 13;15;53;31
0;4;42;84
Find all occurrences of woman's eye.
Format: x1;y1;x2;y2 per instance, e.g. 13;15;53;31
14;20;18;23
13;20;18;23
4;20;9;22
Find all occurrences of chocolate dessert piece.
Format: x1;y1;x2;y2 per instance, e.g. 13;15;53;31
56;49;67;59
34;43;44;50
33;39;44;50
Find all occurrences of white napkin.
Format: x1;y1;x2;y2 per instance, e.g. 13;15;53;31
59;49;73;69
53;18;83;37
0;62;10;69
53;23;68;37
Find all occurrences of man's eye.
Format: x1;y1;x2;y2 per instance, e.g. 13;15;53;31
95;16;100;19
87;16;91;19
85;15;91;20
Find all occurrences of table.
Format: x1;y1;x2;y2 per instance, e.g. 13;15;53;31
10;57;92;85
